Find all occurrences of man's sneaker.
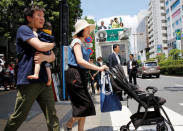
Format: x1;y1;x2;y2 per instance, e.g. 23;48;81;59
62;123;72;131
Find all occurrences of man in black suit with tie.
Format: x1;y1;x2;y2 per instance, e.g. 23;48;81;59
108;44;123;71
108;44;123;100
127;54;138;85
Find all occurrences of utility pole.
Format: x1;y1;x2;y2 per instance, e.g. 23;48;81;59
60;0;69;100
132;33;143;59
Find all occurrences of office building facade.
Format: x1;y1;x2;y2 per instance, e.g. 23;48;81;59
148;0;168;58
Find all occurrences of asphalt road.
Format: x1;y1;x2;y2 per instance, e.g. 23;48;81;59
136;75;183;115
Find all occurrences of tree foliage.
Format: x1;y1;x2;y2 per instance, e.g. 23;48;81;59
156;53;166;63
84;16;95;24
168;49;183;60
0;0;82;44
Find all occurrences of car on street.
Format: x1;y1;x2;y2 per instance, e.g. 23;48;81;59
137;61;160;78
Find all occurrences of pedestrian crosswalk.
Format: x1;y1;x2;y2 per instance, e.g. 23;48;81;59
110;105;183;131
179;103;183;106
81;95;183;131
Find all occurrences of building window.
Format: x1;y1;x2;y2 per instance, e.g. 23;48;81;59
161;19;167;23
161;7;165;10
172;23;175;28
171;0;180;10
163;40;168;43
166;8;169;14
166;0;169;6
162;26;167;30
162;33;167;37
173;32;175;37
161;13;166;16
167;17;170;21
176;20;179;25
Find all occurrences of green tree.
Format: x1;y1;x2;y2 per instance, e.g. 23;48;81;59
84;16;95;24
168;49;182;60
0;0;82;48
0;0;27;40
146;57;156;62
146;52;150;60
68;0;82;42
156;53;166;63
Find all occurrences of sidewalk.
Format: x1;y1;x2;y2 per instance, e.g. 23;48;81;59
0;90;159;131
0;91;117;131
0;90;72;131
69;95;115;131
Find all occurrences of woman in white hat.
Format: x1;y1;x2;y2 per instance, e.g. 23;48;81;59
64;20;108;131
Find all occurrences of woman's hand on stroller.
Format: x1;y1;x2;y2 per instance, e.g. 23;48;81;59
99;65;108;72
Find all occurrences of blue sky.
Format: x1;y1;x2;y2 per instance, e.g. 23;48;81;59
80;0;149;53
81;0;149;20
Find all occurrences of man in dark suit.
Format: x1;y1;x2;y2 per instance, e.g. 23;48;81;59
98;21;107;30
108;44;123;100
127;54;138;85
108;44;123;71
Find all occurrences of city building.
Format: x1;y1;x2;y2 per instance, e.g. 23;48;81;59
147;0;168;58
136;10;149;62
165;0;183;52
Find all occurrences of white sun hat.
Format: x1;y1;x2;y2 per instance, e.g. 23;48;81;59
72;19;96;37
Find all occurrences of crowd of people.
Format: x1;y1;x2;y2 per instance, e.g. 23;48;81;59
98;17;124;30
88;56;103;95
0;57;17;90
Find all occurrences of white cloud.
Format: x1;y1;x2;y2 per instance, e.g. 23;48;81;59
86;15;95;20
97;15;138;53
97;15;137;30
137;9;148;23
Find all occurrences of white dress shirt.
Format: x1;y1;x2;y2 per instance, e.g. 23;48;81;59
114;52;121;65
129;60;132;69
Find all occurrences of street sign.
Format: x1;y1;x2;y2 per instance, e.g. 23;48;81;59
175;29;181;40
95;28;127;42
87;48;93;55
157;45;162;53
85;36;92;43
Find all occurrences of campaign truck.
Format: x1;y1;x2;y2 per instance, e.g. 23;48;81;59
94;27;131;64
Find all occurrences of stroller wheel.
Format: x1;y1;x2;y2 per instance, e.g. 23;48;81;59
156;122;168;131
120;125;129;131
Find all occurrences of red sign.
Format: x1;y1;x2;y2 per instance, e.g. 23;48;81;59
85;36;92;43
87;48;93;55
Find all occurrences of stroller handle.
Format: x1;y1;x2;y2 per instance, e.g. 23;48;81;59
146;86;158;94
104;69;117;79
104;69;113;75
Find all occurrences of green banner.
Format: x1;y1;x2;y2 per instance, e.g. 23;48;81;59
95;28;125;42
106;29;123;41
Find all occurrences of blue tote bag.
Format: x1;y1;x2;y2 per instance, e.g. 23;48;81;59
100;74;122;112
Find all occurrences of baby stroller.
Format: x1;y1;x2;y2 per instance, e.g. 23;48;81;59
106;65;175;131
